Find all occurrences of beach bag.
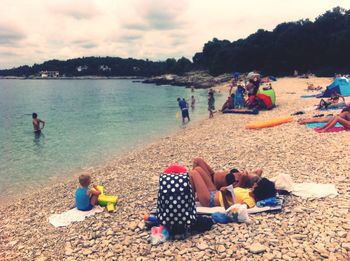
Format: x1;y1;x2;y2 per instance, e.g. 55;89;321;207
156;165;197;235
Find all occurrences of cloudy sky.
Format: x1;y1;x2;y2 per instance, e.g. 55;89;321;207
1;0;349;69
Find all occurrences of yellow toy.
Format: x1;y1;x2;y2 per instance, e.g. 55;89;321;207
96;185;118;212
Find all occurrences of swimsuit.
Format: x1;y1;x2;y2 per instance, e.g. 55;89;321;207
209;191;217;207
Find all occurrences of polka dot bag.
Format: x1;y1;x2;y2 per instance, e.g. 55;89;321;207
156;165;197;234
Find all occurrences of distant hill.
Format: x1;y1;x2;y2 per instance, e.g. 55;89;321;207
193;7;350;76
0;56;192;77
1;7;349;77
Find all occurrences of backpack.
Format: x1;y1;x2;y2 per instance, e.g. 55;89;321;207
156;165;197;235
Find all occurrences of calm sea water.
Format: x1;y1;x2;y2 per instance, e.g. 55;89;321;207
0;79;223;197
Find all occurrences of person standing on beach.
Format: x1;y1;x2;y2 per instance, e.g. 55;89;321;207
32;113;45;135
208;89;215;118
191;95;196;109
177;97;190;124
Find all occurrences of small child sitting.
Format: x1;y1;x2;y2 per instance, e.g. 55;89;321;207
76;173;101;211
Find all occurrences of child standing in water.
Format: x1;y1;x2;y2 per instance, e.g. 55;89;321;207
75;173;101;211
32;113;45;134
191;95;196;109
208;89;215;118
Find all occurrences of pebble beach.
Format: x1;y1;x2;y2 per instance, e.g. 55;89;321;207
1;77;350;260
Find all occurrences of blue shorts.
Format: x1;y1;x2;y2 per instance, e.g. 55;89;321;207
182;109;189;118
78;204;93;211
209;191;217;207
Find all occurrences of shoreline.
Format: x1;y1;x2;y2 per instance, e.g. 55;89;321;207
0;86;226;205
1;77;350;260
0;76;144;80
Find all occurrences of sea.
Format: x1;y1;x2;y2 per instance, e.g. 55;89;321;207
0;79;224;198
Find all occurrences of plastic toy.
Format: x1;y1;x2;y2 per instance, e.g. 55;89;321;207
96;185;118;212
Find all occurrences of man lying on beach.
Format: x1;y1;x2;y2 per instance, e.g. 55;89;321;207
189;165;276;208
298;107;350;132
192;158;263;190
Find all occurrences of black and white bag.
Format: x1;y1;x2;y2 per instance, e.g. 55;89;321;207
156;166;197;234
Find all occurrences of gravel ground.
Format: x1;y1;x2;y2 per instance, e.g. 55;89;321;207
1;77;349;261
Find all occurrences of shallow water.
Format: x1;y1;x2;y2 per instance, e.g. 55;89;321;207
0;79;223;197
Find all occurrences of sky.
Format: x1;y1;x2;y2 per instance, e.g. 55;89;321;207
1;0;350;69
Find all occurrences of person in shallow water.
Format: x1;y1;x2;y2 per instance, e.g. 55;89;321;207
32;113;45;135
177;97;190;124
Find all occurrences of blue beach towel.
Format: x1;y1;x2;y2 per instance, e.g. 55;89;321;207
306;122;342;128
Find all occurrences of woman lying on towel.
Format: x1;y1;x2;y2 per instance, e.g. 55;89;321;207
190;158;276;208
192;158;262;189
298;107;350;132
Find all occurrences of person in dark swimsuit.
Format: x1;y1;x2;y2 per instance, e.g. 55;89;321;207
32;113;45;136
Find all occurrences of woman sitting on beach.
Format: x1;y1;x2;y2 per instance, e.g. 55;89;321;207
189;165;276;208
298;107;350;132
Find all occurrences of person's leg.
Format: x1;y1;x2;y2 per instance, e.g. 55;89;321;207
192;158;215;177
189;170;211;207
297;117;329;124
90;195;98;206
193;167;216;191
320;116;350;132
252;168;263;177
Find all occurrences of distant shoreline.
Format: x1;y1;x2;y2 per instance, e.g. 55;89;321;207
0;76;145;80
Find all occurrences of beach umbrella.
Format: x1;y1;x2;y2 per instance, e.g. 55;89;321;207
247;71;261;80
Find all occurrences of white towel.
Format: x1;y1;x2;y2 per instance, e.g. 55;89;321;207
292;183;338;198
272;173;338;198
49;206;104;227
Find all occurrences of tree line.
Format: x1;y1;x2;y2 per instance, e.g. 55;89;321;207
193;7;350;76
0;7;349;77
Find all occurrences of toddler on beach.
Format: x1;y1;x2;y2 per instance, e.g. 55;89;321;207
75;173;101;211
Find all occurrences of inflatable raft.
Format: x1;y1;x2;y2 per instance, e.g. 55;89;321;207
246;116;294;129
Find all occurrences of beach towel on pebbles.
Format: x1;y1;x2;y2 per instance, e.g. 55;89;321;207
271;174;338;198
49;206;104;227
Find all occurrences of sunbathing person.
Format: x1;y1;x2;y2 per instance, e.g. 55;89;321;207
192;158;262;189
307;83;322;91
318;110;350;132
220;96;234;112
298;108;350;131
318;91;345;109
189;166;276;208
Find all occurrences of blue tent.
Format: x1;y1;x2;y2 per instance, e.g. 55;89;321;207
321;77;350;97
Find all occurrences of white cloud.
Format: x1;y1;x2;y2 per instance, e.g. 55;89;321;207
0;0;349;68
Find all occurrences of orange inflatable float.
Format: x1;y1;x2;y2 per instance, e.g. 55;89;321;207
245;116;294;129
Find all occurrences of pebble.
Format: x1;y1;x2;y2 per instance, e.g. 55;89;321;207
248;243;267;254
263;253;275;260
342;243;350;251
196;242;209;251
217;245;226;253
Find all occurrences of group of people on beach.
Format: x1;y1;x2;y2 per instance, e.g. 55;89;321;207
177;88;217;123
220;72;275;112
189;158;276;208
75;158;277;212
